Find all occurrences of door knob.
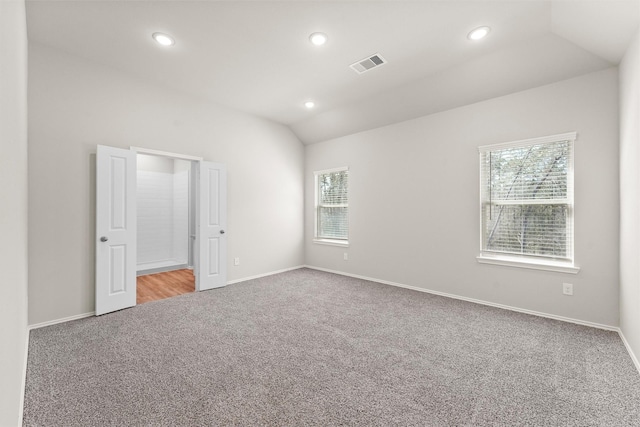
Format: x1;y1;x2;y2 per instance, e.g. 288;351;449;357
220;230;225;234
100;236;108;242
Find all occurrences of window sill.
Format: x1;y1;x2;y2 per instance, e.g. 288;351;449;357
313;239;349;248
477;254;580;274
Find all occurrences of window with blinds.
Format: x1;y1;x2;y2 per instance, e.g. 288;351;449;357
315;167;349;242
479;133;575;263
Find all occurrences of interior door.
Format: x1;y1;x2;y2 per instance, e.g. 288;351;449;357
95;145;137;315
195;161;227;291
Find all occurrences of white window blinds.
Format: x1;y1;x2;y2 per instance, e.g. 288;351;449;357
479;133;575;261
315;168;349;240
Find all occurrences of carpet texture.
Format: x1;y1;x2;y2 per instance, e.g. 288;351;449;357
23;268;640;426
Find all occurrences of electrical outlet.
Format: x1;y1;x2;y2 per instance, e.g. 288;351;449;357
234;257;240;266
563;283;573;296
344;253;348;261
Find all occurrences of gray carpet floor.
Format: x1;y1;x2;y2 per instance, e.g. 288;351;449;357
23;268;640;426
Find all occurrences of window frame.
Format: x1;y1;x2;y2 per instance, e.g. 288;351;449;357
476;132;579;274
313;166;349;247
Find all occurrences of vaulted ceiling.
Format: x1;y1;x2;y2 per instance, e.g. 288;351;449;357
26;1;639;144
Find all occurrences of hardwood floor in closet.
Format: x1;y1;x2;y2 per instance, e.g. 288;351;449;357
137;269;195;304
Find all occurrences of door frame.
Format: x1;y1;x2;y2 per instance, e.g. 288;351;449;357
131;147;203;162
96;145;227;315
133;147;203;272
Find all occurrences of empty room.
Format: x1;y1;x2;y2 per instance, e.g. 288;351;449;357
2;0;640;425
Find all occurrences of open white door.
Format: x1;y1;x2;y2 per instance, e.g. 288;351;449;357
195;161;227;291
96;145;137;315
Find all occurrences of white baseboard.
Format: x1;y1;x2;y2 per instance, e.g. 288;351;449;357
303;265;618;332
25;266;638;376
137;263;190;276
227;265;305;285
28;311;95;330
618;330;640;375
26;266;306;330
18;326;29;426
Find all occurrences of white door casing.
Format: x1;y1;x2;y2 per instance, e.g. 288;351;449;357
95;145;137;315
195;161;227;291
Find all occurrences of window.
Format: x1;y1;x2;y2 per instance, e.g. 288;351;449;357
314;167;349;246
477;132;579;273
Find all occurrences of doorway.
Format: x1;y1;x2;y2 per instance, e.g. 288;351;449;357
95;145;228;315
136;154;194;275
135;153;196;304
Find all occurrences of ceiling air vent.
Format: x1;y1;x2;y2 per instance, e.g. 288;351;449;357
350;53;386;74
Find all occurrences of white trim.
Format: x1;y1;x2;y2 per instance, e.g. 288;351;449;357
18;327;29;426
313;239;349;247
476;255;580;274
137;264;190;276
303;265;615;331
314;167;349;242
618;329;640;375
313;166;349;175
479;133;576;266
130;146;203;161
226;265;305;285
19;264;638;424
26;267;306;328
28;311;96;330
318;203;348;208
478;131;577;152
487;199;571;206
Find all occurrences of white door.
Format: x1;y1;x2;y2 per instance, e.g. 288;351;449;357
195;161;227;291
95;145;137;315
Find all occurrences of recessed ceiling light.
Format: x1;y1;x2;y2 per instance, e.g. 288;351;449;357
309;32;328;46
304;101;315;109
152;32;175;46
467;26;491;41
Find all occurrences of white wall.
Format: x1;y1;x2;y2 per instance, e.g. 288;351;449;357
136;155;190;269
0;0;29;424
173;159;190;265
620;30;640;366
306;68;620;327
28;43;304;325
137;155;176;267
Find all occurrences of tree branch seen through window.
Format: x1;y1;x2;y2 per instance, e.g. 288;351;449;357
480;134;574;262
